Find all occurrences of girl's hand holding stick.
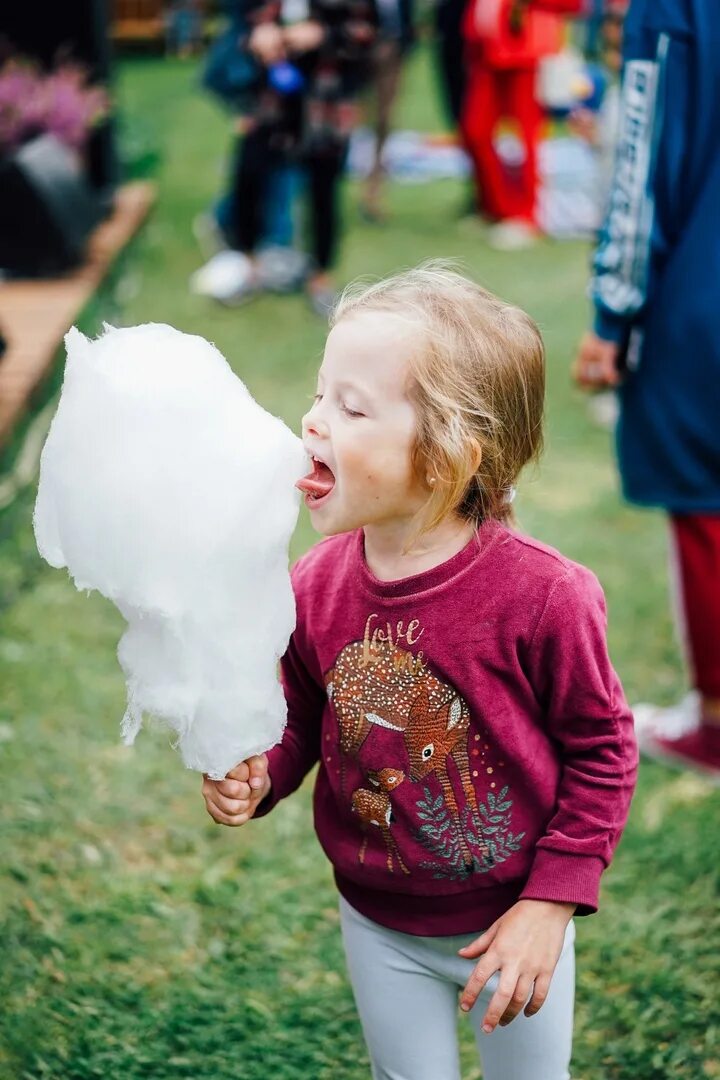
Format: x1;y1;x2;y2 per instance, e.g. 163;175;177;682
202;755;272;827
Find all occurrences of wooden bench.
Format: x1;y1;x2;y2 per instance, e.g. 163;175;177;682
112;0;165;43
111;18;167;42
0;180;156;452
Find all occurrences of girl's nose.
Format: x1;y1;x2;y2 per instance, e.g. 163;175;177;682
302;405;329;439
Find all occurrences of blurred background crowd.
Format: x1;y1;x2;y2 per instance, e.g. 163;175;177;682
186;0;626;312
1;0;629;309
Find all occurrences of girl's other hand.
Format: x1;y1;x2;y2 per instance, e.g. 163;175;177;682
248;23;286;65
457;899;576;1032
201;754;271;826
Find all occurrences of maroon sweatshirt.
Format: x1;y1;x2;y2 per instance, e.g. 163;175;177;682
258;520;638;936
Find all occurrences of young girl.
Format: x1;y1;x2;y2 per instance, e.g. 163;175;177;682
202;264;637;1080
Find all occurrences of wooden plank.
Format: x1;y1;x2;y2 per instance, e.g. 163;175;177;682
111;19;166;41
0;180;156;448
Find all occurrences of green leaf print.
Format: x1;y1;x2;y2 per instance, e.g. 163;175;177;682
412;782;526;880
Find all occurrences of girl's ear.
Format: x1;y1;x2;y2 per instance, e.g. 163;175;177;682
411;441;433;489
468;438;483;473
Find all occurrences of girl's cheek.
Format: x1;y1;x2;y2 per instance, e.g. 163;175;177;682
338;427;415;486
336;437;371;473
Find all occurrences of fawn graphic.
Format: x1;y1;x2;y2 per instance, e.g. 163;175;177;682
351;768;410;874
326;639;419;792
327;637;487;872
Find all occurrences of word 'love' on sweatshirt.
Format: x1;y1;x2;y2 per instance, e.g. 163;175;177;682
257;521;638;936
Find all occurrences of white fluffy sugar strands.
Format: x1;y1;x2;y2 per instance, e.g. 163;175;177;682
34;323;308;779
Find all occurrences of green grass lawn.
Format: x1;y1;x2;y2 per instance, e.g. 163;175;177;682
1;49;718;1080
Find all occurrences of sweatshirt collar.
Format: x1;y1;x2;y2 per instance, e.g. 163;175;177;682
356;519;504;601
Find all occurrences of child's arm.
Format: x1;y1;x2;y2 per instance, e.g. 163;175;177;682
458;564;637;1030
201;627;326;826
518;564;638;912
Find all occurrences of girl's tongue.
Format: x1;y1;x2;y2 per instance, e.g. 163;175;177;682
296;458;336;498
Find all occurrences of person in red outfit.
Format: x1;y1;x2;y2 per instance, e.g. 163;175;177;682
461;0;581;249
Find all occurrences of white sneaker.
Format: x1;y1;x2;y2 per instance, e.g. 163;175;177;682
632;692;701;746
189;250;257;305
487;219;539;251
256;245;308;294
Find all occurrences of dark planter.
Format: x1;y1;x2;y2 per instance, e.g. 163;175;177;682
0;134;104;278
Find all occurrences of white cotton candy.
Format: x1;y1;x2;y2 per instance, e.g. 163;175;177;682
34;323;307;778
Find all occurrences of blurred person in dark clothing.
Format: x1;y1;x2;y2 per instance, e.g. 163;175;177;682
584;0;605;57
574;0;720;780
434;0;467;125
569;0;628;431
165;0;204;57
193;0;377;316
569;0;628;216
194;0;308;295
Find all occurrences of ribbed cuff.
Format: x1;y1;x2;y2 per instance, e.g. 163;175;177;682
593;307;628;346
520;849;605;915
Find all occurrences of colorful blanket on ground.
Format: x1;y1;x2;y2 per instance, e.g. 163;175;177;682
347;129;602;238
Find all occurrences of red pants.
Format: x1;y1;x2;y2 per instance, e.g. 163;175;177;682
460;63;542;225
671;514;720;698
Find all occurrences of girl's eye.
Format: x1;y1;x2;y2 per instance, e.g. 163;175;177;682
341;403;365;418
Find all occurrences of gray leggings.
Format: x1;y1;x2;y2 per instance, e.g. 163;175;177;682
339;896;575;1080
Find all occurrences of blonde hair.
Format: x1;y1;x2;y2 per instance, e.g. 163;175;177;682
331;261;545;541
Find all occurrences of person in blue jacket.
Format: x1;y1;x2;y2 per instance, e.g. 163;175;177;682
573;0;720;779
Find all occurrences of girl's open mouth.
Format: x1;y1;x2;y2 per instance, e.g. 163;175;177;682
296;457;336;506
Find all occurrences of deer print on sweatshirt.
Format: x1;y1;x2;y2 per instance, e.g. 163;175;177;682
351;768;410;875
325;616;523;880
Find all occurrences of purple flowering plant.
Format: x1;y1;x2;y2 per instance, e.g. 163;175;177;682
0;56;110;156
